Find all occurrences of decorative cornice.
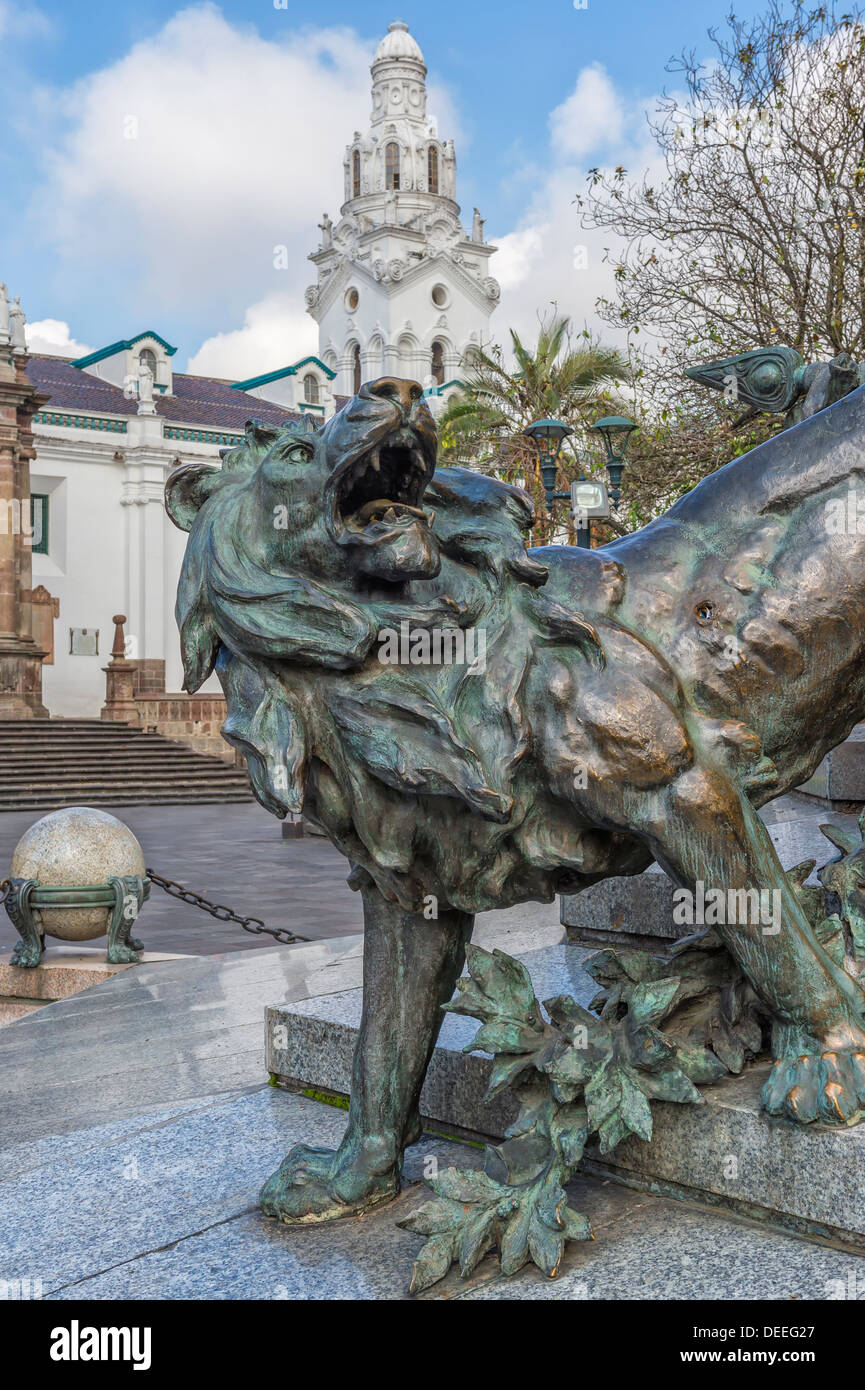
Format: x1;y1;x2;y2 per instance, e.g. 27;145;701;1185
33;411;127;433
163;425;243;446
231;356;336;391
71;332;178;369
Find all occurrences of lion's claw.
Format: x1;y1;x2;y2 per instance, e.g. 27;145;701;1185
260;1143;399;1224
762;1050;865;1126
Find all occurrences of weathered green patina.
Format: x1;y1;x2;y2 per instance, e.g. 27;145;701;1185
685;346;864;425
401;816;865;1289
166;374;865;1280
4;875;148;967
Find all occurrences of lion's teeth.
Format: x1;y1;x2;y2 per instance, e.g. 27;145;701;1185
370;449;381;473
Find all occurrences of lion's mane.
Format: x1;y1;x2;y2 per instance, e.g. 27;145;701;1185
173;419;615;911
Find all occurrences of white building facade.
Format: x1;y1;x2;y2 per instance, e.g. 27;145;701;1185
24;336;309;717
7;21;494;718
306;20;499;406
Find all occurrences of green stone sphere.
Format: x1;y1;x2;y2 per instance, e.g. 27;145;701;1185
10;807;146;942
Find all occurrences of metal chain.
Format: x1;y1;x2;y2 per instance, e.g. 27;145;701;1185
146;869;310;946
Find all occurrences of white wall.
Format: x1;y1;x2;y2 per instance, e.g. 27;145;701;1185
33;424;223;717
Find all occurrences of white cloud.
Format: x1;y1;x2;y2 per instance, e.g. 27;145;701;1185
0;1;51;41
549;64;626;162
29;6;377;367
29;5;464;379
493;226;548;292
187;292;317;379
25;318;93;357
26;15;655;381
490;66;661;359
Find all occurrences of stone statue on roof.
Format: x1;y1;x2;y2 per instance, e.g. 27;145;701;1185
9;296;26;355
137;362;156;415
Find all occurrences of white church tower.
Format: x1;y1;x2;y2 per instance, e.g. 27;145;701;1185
305;20;499;401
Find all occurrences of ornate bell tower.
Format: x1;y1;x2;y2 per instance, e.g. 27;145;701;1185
306;20;499;398
0;286;50;717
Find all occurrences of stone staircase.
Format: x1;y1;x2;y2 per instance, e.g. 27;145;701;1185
0;719;254;811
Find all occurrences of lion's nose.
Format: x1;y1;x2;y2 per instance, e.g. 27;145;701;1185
367;377;424;416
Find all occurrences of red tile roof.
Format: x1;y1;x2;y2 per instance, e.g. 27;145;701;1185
26;354;305;432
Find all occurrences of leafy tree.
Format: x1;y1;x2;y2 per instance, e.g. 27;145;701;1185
612;409;779;534
556;0;865;530
437;314;629;542
580;0;865;403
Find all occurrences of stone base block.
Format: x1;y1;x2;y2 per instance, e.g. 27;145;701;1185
0;999;45;1024
266;942;865;1246
560;870;683;951
797;725;865;808
0;945;189;1002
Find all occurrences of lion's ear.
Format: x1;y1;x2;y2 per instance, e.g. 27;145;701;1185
165;463;233;532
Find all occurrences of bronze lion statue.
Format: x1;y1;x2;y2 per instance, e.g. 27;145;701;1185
166;375;865;1228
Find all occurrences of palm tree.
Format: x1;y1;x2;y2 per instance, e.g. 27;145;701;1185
437;314;629;542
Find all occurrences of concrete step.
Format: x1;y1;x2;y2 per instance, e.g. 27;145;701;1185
0;946;192;1000
0;719;131;730
0;764;250;782
0;764;249;779
0;794;254;810
0;733;187;745
0;947;193;1027
0;715;252;808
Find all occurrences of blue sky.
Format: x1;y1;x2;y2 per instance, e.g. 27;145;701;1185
0;0;767;373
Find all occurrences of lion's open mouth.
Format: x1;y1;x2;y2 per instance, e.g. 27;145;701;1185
324;415;440;579
336;433;433;536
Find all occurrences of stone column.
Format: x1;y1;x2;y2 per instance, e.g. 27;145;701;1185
100;615;139;725
121;410;167;677
0;317;49;717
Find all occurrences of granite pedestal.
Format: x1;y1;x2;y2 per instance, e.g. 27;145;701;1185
561;793;862;950
267;940;865;1249
0;946;189;1025
798;724;865;809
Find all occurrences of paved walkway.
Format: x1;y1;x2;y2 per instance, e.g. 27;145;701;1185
2;932;862;1301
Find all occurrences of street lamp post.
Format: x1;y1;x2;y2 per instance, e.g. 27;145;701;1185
589;415;639;505
523;418;572;508
523;418;594;548
523;414;638;548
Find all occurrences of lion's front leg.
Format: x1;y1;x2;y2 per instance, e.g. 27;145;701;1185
626;764;865;1125
261;881;474;1224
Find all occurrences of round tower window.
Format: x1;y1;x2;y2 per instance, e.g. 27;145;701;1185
431;284;449;308
345;287;359;312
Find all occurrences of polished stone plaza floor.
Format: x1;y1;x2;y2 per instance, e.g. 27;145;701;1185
2;931;864;1300
2;790;864;1299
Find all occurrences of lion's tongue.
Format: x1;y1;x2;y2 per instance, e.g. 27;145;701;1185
354;499;429;527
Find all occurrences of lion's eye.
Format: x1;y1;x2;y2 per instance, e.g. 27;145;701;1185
283;444;313;463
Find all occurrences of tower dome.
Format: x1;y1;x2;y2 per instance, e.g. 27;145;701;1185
307;21;499;402
373;20;425;69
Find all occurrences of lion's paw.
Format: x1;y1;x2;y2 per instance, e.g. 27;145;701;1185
259;1143;399;1225
762;1049;865;1126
